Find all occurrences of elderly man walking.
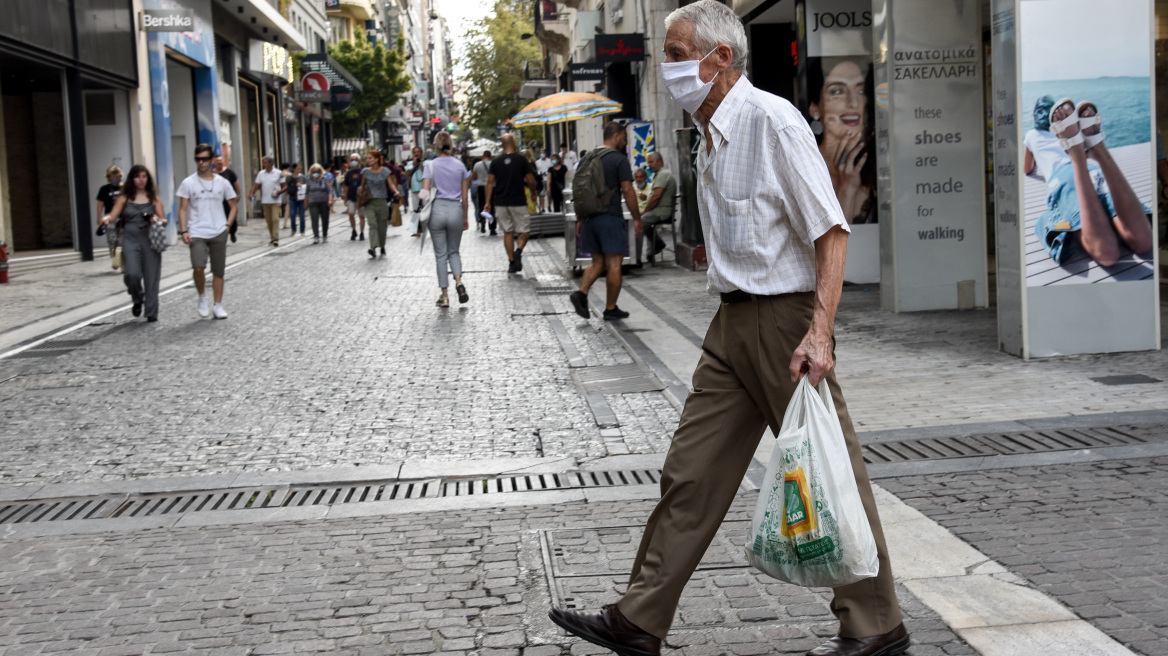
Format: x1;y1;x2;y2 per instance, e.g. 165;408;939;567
548;2;907;656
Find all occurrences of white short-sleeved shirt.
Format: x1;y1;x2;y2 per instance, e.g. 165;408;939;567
693;76;849;296
536;157;553;176
176;173;237;239
1023;129;1069;180
254;168;285;205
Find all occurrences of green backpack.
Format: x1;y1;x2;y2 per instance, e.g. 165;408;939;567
572;147;618;219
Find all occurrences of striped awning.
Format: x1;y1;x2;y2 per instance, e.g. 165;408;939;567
333;138;370;158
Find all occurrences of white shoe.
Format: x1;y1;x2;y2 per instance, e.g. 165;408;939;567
212;304;228;320
197;295;210;318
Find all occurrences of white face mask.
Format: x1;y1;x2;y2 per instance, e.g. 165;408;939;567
661;47;720;114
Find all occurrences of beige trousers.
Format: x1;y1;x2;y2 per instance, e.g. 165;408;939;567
262;203;281;243
617;292;902;640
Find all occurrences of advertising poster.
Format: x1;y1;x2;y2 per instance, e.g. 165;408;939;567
801;0;879;283
626;121;654;171
1019;0;1155;286
874;0;987;311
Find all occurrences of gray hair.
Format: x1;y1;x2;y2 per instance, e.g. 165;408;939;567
664;0;748;74
647;151;664;165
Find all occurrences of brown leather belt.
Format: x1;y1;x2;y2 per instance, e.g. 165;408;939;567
719;290;779;304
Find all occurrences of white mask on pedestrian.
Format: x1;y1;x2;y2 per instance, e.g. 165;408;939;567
661;47;721;114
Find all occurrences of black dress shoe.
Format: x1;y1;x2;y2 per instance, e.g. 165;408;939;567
132;301;142;317
807;623;909;656
549;604;660;656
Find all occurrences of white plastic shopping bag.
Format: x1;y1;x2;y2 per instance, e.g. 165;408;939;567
745;376;879;588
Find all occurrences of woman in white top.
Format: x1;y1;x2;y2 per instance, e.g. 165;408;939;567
421;131;472;307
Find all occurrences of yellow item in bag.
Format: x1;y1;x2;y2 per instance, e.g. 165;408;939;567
525;187;537;214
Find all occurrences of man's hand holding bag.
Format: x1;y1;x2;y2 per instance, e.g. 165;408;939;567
745;376;879;588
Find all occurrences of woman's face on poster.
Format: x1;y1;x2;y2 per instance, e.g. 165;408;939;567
813;60;867;141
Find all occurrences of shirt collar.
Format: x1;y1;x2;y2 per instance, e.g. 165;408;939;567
699;75;753;145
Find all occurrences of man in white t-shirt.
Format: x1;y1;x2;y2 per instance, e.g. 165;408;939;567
248;156;285;246
177;143;238;320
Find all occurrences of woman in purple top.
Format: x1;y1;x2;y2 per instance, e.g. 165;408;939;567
421;131;472;307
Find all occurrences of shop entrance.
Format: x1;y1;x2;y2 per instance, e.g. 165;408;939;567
166;57;198;189
1;56;74;252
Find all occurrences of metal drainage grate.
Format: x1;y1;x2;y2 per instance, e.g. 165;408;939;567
573;363;665;395
862;424;1159;464
535;286;575;295
1090;374;1162;386
0;469;661;525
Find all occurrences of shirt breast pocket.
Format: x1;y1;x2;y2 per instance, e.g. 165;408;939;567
712;197;756;255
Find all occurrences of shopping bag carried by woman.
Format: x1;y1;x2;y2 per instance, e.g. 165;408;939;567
745;376;879;588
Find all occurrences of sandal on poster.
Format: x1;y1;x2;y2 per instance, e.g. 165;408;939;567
1049;97;1083;151
1076;101;1105;151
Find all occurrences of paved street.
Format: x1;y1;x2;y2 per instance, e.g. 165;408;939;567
1;209;1167;655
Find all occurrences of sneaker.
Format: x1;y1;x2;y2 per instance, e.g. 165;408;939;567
273;241;279;247
437;295;450;308
380;247;386;257
368;248;377;259
351;230;357;241
323;235;328;243
313;237;320;244
456;283;469;304
514;248;523;272
507;259;518;274
489;230;497;236
359;232;365;241
212;304;228;320
603;306;630;321
197;295;210;318
570;291;590;318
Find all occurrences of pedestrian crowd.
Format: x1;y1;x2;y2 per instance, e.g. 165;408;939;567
94;125;681;330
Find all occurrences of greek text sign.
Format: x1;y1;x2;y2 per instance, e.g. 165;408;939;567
875;0;987;311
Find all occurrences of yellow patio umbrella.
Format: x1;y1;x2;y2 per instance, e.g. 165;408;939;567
510;92;622;127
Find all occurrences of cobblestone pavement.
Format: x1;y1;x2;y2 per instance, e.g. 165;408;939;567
606;251;1168;432
0;222;669;487
880;458;1168;656
0;495;974;656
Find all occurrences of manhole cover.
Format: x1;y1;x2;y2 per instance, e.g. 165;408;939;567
573;363;665;395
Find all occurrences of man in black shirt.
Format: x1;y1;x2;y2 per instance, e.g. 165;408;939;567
213;156;241;243
342;154;365;241
484;134;537;273
569;121;642;321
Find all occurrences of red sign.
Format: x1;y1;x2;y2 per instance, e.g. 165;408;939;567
301;72;330;92
596;34;645;62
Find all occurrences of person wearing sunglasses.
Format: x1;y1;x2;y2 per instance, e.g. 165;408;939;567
177;144;238;320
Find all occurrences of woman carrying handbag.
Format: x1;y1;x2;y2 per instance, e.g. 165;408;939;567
358;150;398;259
100;165;168;322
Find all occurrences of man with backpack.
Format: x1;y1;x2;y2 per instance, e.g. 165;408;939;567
484;135;538;273
569;121;643;320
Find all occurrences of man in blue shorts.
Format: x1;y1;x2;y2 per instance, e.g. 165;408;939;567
570;122;643;321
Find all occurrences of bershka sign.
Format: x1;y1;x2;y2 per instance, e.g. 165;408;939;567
596;34;645;62
142;8;195;32
570;63;605;81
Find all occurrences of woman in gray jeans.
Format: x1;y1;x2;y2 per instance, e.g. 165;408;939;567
421;131;471;307
305;163;334;244
361;150;397;259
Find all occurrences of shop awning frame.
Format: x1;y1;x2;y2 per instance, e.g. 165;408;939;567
301;52;364;93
